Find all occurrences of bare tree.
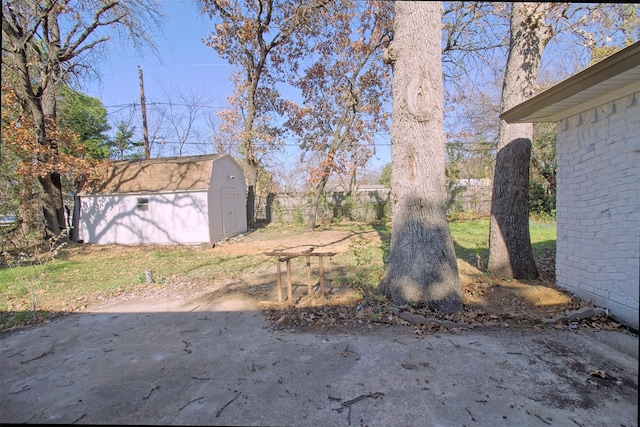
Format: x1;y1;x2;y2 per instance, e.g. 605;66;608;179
379;2;462;313
488;3;639;279
283;0;392;229
206;107;241;158
488;2;550;279
197;0;330;227
152;83;215;156
271;159;308;193
1;0;162;238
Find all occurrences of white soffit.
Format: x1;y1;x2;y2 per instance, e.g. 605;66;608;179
501;42;640;123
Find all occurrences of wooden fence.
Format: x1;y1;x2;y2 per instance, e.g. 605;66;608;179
255;183;491;225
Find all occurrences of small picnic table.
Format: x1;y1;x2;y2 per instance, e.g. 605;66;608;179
263;247;336;305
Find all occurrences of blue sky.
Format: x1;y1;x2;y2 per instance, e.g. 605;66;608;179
82;0;391;172
85;1;232;108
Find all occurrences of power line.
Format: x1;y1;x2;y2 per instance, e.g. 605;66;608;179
106;63;230;69
102;102;227;109
153;141;392;147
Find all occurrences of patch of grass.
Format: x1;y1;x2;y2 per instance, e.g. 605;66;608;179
0;243;271;328
449;218;556;268
529;221;557;254
1;219;556;331
349;235;385;291
448;219;488;269
0;309;53;331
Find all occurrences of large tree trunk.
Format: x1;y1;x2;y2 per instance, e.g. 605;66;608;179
40;65;67;240
307;176;329;230
243;159;259;229
23;76;67;239
488;3;551;280
488;128;537;279
379;2;462;313
11;47;66;239
242;74;261;229
37;173;66;238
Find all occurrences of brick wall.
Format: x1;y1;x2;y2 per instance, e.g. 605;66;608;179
555;92;639;329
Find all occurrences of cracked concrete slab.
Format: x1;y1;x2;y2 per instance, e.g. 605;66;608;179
1;296;637;426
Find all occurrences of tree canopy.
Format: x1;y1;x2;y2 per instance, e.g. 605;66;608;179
282;0;393;229
1;0;163;238
58;86;112;160
198;0;330;225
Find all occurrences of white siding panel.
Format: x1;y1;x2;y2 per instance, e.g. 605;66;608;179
79;192;210;245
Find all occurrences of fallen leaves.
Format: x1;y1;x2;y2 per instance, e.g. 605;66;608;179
259;249;632;335
261;295;630;337
552;314;625;332
588;369;607;379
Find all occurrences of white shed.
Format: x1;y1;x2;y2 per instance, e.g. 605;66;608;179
501;42;640;329
76;154;247;245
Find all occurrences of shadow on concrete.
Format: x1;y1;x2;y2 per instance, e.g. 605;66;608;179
1;302;637;426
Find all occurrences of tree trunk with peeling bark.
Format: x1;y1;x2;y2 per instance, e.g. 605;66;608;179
379;2;462;314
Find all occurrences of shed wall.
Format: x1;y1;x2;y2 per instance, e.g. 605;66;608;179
79;192;210;244
556;93;639;328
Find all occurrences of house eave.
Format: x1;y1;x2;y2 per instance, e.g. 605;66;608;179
500;41;640;123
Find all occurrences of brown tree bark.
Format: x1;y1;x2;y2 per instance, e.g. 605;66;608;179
488;3;552;280
2;10;66;239
307;178;327;230
37;173;65;238
379;2;462;313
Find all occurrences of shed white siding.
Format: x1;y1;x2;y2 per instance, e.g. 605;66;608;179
79;191;210;244
556;93;639;329
76;154;247;245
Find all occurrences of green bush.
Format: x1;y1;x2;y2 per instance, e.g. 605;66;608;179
294;208;304;225
529;180;556;216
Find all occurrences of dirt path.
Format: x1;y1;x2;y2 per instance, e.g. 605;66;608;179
78;226;630;338
84;228;381;313
212;227;383;254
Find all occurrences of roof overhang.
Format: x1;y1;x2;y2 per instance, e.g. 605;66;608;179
501;42;640;123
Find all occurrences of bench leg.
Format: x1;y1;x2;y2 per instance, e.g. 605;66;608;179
306;255;312;295
286;259;293;305
319;256;325;298
276;261;282;303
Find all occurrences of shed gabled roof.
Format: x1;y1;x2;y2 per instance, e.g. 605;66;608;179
83;154;227;195
501;41;640;123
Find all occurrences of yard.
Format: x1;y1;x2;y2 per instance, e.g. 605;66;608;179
0;219;618;332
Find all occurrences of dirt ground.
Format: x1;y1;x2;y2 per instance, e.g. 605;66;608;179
83;226;631;336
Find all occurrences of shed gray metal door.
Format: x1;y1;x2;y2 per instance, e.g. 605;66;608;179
221;189;237;237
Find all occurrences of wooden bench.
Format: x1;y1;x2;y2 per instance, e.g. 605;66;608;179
263;247;336;305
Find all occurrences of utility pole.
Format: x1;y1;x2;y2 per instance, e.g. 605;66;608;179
138;65;150;159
